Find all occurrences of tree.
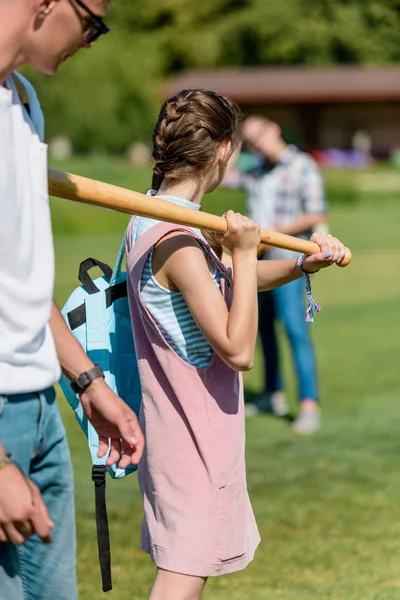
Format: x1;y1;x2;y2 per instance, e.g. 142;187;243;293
23;0;400;153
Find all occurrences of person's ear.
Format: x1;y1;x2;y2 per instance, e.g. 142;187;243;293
37;0;58;18
217;139;232;167
227;144;241;171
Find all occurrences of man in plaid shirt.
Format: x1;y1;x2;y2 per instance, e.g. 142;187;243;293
225;116;328;434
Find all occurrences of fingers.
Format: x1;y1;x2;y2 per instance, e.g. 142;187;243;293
224;209;239;233
97;436;109;459
0;475;35;544
310;233;346;265
29;482;54;543
97;436;121;467
0;467;54;545
118;445;141;469
120;434;144;467
97;409;145;468
116;407;141;449
115;407;145;467
98;438;138;470
223;210;260;253
82;381;144;467
106;437;122;467
97;436;122;468
302;251;333;272
225;210;259;231
120;412;145;466
15;520;33;538
2;522;27;545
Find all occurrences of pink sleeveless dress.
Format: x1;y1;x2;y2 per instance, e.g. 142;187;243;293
126;222;260;576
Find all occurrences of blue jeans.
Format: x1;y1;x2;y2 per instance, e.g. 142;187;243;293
258;277;319;402
0;388;77;600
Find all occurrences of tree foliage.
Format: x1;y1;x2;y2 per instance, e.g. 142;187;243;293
23;0;400;152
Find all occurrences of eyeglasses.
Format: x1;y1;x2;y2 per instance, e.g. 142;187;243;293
69;0;110;45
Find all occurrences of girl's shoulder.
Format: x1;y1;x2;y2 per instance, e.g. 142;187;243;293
153;229;226;288
129;217;223;272
128;215;160;246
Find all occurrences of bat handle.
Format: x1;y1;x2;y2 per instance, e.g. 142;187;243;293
338;247;352;267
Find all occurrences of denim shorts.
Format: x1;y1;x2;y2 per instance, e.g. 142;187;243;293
0;388;77;600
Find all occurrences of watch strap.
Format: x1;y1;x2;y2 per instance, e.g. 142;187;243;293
71;365;104;394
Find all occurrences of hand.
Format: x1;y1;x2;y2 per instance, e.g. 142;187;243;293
79;378;145;468
220;210;261;255
302;233;347;273
0;464;54;545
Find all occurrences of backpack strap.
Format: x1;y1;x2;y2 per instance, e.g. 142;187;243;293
92;465;112;593
85;288;113;592
85;233;130;594
110;231;127;286
11;72;31;117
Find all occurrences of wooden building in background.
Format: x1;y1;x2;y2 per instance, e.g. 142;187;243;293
163;67;400;157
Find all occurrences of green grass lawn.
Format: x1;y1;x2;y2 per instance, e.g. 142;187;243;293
52;156;400;599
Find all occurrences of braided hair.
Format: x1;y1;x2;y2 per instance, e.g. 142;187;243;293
151;89;243;190
151;90;243;259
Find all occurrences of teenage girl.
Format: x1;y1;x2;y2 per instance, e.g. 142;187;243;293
125;89;346;600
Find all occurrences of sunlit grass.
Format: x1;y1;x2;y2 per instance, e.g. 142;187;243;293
53;157;400;599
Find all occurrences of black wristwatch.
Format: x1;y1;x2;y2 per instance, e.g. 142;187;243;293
70;365;105;394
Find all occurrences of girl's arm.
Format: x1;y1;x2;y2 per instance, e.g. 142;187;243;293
152;212;260;371
222;233;347;291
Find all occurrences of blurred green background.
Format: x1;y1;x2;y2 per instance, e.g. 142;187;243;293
24;0;400;153
52;157;400;599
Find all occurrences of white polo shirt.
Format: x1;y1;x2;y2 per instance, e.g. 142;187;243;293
0;73;60;394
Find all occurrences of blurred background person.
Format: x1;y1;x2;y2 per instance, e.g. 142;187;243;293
225;116;328;434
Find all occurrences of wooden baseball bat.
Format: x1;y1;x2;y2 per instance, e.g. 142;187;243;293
48;169;351;266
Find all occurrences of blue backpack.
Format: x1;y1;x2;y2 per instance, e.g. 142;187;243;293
59;234;141;592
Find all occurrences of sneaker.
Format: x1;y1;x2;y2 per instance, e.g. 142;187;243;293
245;391;289;417
269;391;289;417
292;408;321;435
244;402;261;417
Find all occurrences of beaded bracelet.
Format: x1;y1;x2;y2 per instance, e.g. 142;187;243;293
296;254;321;323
